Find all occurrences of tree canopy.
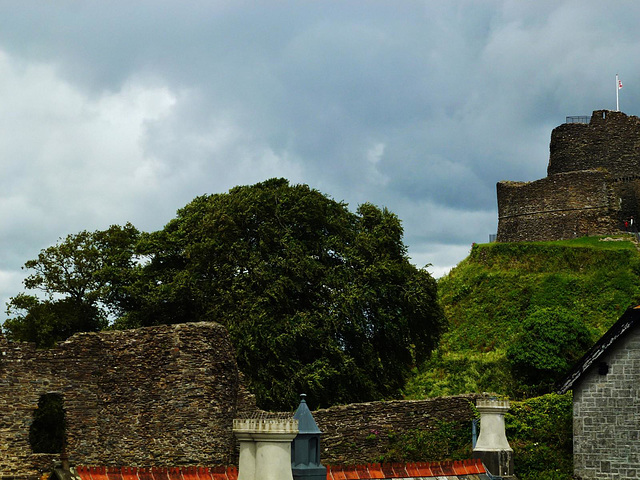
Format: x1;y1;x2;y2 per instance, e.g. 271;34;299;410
5;179;445;409
506;306;593;395
5;224;140;347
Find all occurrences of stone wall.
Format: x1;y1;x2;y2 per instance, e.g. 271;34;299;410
572;324;640;479
549;110;640;179
496;110;640;242
0;323;482;478
313;395;481;465
0;323;256;478
496;170;619;242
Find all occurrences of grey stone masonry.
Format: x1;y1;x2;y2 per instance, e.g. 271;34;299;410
572;323;640;480
497;110;640;242
0;323;257;479
0;320;487;480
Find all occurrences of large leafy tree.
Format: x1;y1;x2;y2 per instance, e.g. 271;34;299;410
5;179;445;409
118;179;445;409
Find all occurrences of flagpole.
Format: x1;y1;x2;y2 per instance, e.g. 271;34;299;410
616;73;620;111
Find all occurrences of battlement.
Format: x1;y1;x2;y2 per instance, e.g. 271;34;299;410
549;110;640;179
497;110;640;242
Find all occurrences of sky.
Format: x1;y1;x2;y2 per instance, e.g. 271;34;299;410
1;0;640;318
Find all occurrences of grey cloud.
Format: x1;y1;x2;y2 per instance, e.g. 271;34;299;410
2;1;640;317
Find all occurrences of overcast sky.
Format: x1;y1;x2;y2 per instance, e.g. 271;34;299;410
1;1;640;318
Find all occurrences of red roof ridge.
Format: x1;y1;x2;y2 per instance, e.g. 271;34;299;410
75;460;485;480
324;458;486;479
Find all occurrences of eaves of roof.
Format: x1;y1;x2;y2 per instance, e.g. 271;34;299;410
326;459;489;479
67;459;489;480
557;304;640;394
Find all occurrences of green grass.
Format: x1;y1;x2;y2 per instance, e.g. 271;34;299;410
405;236;640;399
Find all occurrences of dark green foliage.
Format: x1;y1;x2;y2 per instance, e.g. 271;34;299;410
4;295;106;348
506;393;573;480
377;420;472;463
4;224;140;346
29;393;65;454
507;307;592;395
116;179;445;409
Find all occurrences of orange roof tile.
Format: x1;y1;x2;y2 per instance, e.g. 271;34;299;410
355;464;371;479
137;467;154;480
119;466;138;480
365;464;384;479
75;460;487;480
106;467;123;480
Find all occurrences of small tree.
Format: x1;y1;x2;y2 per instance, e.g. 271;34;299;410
4;223;140;346
507;306;593;395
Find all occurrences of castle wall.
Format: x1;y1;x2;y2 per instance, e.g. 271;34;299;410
497;110;640;242
312;395;480;465
613;177;640;227
0;323;255;478
548;110;640;179
496;170;619;242
0;322;481;478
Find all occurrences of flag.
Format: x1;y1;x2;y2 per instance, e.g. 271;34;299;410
619;79;623;89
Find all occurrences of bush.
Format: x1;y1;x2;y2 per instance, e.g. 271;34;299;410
506;393;573;480
507;307;592;395
377;420;472;463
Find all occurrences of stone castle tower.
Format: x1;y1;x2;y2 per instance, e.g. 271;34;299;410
497;110;640;242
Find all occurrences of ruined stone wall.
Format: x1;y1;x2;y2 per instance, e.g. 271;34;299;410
0;323;481;478
496;170;619;242
0;323;256;478
549;110;640;179
572;324;640;480
312;395;481;465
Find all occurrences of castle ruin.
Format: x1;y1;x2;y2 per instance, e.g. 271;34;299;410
497;110;640;242
0;322;479;479
0;322;256;477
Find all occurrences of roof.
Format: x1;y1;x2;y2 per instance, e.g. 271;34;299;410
326;460;489;479
68;460;489;480
293;394;322;434
557;305;640;394
72;466;238;480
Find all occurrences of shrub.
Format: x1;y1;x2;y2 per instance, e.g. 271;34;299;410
507;307;592;395
506;393;573;480
377;420;472;463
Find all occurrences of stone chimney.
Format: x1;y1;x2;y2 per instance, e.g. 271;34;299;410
291;395;326;480
472;399;515;479
233;414;299;480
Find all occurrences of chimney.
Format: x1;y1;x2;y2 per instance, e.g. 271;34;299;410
233;414;299;480
472;399;515;479
291;394;326;480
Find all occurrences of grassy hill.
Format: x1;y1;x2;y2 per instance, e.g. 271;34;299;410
400;236;640;479
405;235;640;399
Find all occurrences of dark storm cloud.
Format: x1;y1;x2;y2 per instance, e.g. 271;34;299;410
2;1;640;311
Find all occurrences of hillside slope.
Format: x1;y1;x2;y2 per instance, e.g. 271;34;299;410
405;236;640;399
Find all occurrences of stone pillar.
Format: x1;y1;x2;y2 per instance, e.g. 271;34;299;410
233;417;299;480
472;399;515;479
234;429;256;480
